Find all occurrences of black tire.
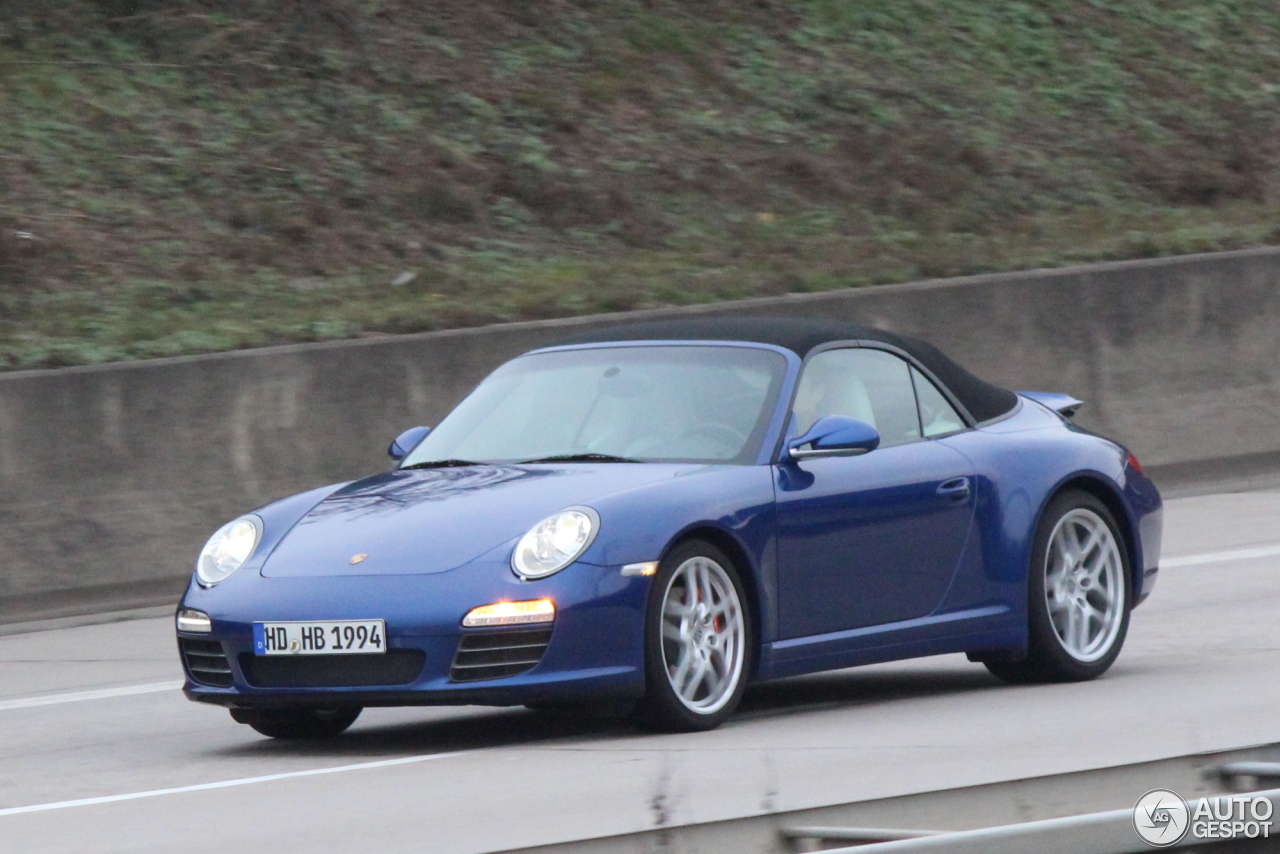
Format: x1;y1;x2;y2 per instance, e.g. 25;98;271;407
231;706;362;739
631;540;753;733
985;490;1131;684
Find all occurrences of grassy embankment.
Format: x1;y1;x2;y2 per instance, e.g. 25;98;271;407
2;1;1279;369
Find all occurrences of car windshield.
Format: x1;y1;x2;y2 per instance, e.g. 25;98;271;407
402;344;788;466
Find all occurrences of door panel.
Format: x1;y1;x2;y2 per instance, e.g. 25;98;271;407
775;437;976;639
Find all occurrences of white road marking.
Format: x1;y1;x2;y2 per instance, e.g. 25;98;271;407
0;681;183;712
1162;543;1280;568
0;752;462;817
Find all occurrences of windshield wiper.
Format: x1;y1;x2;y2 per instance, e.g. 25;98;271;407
401;459;487;470
518;453;642;464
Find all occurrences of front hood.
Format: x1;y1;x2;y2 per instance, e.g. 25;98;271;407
261;463;696;577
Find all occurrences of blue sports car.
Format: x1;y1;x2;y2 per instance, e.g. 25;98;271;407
176;318;1163;738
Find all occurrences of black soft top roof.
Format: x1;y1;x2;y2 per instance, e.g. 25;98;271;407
558;317;1018;423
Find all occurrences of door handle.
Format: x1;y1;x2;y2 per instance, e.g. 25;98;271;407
937;477;971;502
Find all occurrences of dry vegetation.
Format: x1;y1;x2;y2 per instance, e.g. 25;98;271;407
2;0;1280;368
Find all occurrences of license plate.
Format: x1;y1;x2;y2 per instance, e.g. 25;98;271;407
253;620;386;655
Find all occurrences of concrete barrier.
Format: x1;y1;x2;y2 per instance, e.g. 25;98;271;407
3;247;1279;621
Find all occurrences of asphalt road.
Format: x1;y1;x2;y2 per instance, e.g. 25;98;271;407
3;486;1280;853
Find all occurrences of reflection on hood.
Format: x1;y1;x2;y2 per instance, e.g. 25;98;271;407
299;466;557;522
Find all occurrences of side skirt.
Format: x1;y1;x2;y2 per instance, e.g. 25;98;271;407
756;606;1023;681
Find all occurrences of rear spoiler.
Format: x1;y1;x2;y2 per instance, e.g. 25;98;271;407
1019;391;1084;419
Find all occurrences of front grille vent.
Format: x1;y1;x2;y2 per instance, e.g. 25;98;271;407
239;650;426;688
180;638;234;688
450;626;553;683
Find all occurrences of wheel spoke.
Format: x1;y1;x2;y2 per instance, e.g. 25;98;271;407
1084;588;1112;622
669;647;693;690
1082;539;1112;581
1063;604;1079;652
1064;604;1080;652
698;563;715;610
1051;536;1073;574
681;657;710;701
1077;525;1105;564
1049;607;1068;638
1064;522;1083;562
1073;603;1092;652
704;652;727;693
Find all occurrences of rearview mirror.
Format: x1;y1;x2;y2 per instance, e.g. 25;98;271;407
786;416;880;461
388;426;431;461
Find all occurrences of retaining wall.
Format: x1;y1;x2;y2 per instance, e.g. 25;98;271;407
3;247;1279;620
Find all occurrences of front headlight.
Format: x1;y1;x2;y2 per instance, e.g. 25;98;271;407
511;507;599;579
196;515;263;586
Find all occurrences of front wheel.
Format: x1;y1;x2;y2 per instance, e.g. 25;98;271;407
231;705;362;739
986;490;1131;684
631;540;752;732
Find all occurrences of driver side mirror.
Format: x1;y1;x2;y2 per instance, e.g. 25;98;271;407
388;426;431;461
786;415;880;461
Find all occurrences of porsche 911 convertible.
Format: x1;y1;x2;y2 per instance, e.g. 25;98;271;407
176;318;1162;738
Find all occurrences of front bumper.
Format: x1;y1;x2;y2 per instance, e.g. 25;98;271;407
176;559;650;708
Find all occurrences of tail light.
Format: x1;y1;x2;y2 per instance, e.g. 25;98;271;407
1125;450;1144;475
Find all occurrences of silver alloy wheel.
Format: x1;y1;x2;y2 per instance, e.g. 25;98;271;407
659;555;746;715
1044;507;1126;663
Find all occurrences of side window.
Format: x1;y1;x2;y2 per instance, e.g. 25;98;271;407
793;349;922;448
911;367;967;438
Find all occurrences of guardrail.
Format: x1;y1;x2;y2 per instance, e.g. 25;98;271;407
496;747;1280;854
784;774;1280;853
783;788;1280;852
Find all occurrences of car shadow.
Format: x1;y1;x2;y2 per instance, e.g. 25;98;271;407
734;663;1003;723
208;661;1003;758
208;704;635;759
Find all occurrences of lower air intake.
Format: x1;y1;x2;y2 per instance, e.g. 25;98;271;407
239;650;426;688
180;638;234;688
450;626;553;683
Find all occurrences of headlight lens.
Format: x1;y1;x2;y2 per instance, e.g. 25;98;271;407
197;515;263;586
511;508;599;579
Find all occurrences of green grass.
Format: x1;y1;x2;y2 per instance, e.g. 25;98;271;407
2;1;1280;369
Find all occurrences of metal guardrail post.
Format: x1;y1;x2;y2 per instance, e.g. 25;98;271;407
1214;762;1280;790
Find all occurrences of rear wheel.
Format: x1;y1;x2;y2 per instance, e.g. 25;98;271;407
632;540;751;732
231;705;362;739
986;490;1131;684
